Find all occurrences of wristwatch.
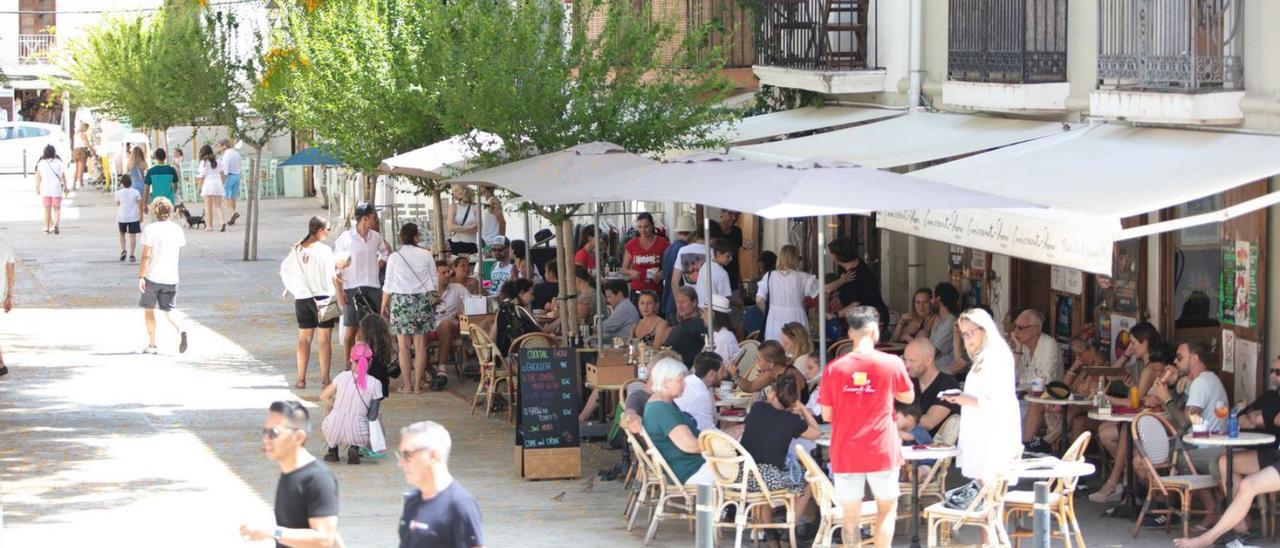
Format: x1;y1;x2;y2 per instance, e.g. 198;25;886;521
273;528;283;541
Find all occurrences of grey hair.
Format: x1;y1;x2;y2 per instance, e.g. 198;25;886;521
675;286;697;302
218;138;233;147
1019;309;1045;327
648;358;689;396
400;421;453;462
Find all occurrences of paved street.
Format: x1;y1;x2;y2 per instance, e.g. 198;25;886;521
0;172;1203;547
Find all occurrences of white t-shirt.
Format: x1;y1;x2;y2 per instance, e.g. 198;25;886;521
488;261;514;297
1186;371;1230;433
141;220;186;285
480;208;501;245
713;327;739;365
279;243;337;299
222;148;242;175
37;158;66;197
383;245;437;295
693;261;732;309
675;242;707;273
0;239;13;302
435;283;470;323
115;187;142;223
334;228;389;289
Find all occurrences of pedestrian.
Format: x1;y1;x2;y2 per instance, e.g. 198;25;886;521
755;244;818;342
321;342;384;464
142;148;179;208
335;202;389;373
137;198;188;355
239;401;341;547
941;308;1023;483
397;421;484;548
128;145;148;193
218;139;243;225
358;313;395;400
0;237;14;377
196;144;226;231
446;184;479;256
279;216;338;389
172;148;185;182
823;237;889;334
707;209;743;288
72;121;93;190
660;214;696;322
478;186;505;245
381;223;438;394
34;144;66;235
621;212;669;297
114;174;143;262
819;306;915;548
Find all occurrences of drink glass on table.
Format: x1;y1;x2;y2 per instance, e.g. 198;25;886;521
1214;402;1230;433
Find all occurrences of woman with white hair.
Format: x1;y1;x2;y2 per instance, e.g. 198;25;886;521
941;308;1022;481
642;358;714;485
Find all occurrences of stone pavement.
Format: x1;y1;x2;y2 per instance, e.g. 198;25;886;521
0;172;1200;546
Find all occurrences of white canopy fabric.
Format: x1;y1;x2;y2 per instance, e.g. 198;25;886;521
519;153;1041;220
732;111;1068;169
445;142;657;196
712;106;902;146
379;130;503;180
878;123;1280;273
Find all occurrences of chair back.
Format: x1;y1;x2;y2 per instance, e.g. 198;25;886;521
933;414;961;446
699;430;776;506
794;445;839;518
1131;411;1190;496
508;331;557;357
620;378;646;404
735;340;761;381
1056;431;1092;492
638;428;690;491
625;428;656;483
827;338;853;358
467;323;499;368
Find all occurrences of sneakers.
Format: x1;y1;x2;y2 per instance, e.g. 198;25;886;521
129;255;136;263
142;345;159;354
179;332;188;354
1088;483;1124;503
120;250;127;262
1024;437;1053;455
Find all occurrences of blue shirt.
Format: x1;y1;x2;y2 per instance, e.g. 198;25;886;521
659;239;689;321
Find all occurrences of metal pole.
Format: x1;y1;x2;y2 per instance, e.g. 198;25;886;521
703;212;713;350
524;210;533;280
593;202;604;351
1033;480;1050;548
695;483;715;548
817;215;828;366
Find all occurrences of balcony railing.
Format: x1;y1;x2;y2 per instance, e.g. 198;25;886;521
1097;0;1243;91
948;0;1068;84
18;34;57;65
753;0;873;70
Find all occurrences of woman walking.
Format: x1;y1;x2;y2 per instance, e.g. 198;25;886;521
34;145;67;234
196;144;226;232
755;244;818;342
942;308;1022;482
380;223;438;394
72;122;93;190
279;216;337;389
320;341;383;464
128;145;148;193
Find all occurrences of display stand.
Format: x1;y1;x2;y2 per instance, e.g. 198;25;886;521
515;347;582;480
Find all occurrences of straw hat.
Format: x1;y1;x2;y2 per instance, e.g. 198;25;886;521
674;214;697;234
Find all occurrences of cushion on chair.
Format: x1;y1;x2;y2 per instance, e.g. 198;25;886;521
1160;474;1217;490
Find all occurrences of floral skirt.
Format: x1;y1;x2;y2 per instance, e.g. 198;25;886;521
739;462;805;494
389;292;436;335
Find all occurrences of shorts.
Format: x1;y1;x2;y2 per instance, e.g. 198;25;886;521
139;279;178;311
389;292;437;335
224;173;241;200
118;221;141;234
833;469;900;503
343;286;382;327
42;196;62;208
1259;447;1280;470
295;297;337;329
449;240;478;256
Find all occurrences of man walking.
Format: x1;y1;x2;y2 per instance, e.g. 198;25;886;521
218;139;243;225
137;198;188;355
335;202;389;371
397;421;484;548
820;307;914;548
0;237;14;376
707;209;743;289
239;401;341;547
141;148;179;207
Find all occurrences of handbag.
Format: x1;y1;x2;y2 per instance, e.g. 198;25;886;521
294;246;342;323
943;479;983;511
386;355;402;380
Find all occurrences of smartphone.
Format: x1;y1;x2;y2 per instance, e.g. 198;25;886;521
938;389;963;398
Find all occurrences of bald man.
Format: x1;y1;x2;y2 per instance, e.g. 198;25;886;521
903;339;960;435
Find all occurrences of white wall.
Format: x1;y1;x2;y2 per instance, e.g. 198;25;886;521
0;0;18;67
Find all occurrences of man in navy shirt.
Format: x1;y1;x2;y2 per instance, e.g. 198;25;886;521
398;421;484;548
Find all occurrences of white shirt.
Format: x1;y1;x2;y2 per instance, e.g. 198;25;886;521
0;239;13;302
480;208;501;244
713;327;739;365
383;245;437;295
674;374;717;431
141;220;186;285
221;148;242;175
36;158;66;197
198;159;224;186
694;261;732;309
115;187;142;223
1015;333;1062;388
279;243;337;299
675;243;707;273
334;228;389;289
1186;371;1230;433
436;283;470;323
450;202;477;245
488;261;513;297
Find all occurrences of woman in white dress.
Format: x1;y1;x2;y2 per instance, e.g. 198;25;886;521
196;144;226;232
941;308;1022;481
755;245;818;342
320;341;383;464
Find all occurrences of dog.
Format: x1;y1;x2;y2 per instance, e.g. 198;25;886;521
175;203;206;230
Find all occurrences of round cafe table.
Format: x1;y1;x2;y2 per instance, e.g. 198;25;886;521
1024;394;1093;452
1182;432;1277;502
1088;410;1162;517
903;445;959;548
1009;458;1095;548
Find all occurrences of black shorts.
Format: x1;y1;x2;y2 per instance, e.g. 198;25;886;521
139;279;177;311
119;221;141;234
449;240;478;256
343;287;382;327
1259;447;1280;470
295;297;338;329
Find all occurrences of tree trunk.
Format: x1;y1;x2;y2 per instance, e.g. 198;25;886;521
251;149;262;260
558;216;577;339
432;186;446;259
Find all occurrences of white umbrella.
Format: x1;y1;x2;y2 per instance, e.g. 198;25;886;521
379;130;503;180
446;141;658;197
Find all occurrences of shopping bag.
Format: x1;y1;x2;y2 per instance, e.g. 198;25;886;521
369;418;387;453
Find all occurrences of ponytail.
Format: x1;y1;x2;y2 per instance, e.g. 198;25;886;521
298;216;328;247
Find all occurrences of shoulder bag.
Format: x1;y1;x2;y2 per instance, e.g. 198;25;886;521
355;375;387;453
295;246;342;323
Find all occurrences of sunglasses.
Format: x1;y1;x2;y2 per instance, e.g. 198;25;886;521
262;426;298;440
1271;369;1280;375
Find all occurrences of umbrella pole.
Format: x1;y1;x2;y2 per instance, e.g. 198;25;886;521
817;215;828;367
524;210;533;280
594;203;604;351
704;212;713;350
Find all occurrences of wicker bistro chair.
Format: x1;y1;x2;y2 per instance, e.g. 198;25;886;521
827;338;853;359
467;323;514;420
794;444;878;548
699;430;798;548
636;429;699;544
1131;411;1217;539
734;340;761;382
618;378;648;490
507;331;558;357
1005;431;1092;548
923;473;1013;548
623;428;660;531
896;414;962;514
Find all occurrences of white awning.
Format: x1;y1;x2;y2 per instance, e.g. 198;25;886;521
378;130;503;180
878;123;1280;273
713;106;902;146
731;111;1068;169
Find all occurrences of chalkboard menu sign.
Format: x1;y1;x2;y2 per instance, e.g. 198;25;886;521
517;347;581;450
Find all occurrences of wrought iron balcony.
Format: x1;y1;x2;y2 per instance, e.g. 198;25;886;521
752;0;873;71
1097;0;1243;91
948;0;1068;84
18;34;57;65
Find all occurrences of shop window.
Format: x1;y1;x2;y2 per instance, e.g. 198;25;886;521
1171;196;1223;333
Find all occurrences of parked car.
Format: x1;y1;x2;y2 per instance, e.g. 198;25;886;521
0;122;73;174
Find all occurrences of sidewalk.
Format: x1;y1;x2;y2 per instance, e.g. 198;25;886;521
0;173;1191;547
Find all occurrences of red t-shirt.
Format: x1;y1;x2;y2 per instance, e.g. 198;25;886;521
819;349;913;474
574;247;596;271
624;236;669;293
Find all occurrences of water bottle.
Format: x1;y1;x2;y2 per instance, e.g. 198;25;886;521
1228;408;1240;439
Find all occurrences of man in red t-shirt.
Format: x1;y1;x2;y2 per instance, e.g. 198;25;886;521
820;306;914;548
622;212;669;294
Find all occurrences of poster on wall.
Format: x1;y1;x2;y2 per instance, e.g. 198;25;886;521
1235;337;1259;403
1051;266;1084;295
1112;241;1140;315
1098;314;1113;357
969;252;987;279
949;246;965;270
1222;329;1236;373
1221;241;1259;328
1110;315;1137;361
1054;295;1073;344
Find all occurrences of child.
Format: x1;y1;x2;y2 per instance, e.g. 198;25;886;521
114;174;143;262
357;313;394;399
897;402;935;474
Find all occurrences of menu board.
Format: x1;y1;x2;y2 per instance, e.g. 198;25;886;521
516;347;581;450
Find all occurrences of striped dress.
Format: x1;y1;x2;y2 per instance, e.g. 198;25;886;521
322;370;383;448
